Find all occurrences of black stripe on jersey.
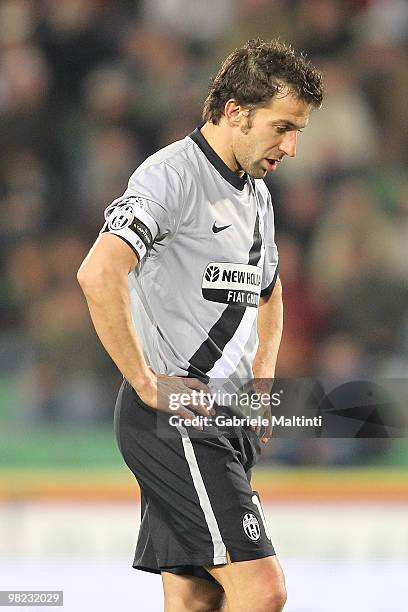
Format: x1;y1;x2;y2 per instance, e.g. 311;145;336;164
187;214;262;381
260;265;279;297
248;213;262;266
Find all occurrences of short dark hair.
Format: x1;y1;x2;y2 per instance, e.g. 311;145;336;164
202;39;324;124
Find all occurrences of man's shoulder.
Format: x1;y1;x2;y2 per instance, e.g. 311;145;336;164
135;136;196;179
124;135;199;209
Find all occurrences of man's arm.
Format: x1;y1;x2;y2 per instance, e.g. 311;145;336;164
251;276;283;443
77;233;154;394
252;276;283;379
77;234;210;417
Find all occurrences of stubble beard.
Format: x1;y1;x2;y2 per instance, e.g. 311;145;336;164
236;122;266;179
237;152;265;179
248;162;267;179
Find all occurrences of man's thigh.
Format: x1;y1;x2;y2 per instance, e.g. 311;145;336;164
162;571;224;612
205;555;286;612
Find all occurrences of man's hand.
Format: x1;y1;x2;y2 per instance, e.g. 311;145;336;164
252;377;274;445
136;372;215;428
241;377;274;445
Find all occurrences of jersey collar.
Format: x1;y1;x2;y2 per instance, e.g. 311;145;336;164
189;128;246;191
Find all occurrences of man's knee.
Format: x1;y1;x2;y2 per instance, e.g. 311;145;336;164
227;580;287;612
206;555;287;612
240;583;286;612
261;583;287;612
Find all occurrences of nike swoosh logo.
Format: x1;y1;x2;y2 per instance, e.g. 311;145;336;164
212;222;232;233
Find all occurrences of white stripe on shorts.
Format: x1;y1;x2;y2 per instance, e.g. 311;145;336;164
176;424;227;565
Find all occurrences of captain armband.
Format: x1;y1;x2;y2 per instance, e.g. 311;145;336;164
101;196;157;261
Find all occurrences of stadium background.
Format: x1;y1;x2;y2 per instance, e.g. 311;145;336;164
0;1;407;610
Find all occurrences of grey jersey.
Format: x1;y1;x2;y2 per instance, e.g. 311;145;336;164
101;128;279;383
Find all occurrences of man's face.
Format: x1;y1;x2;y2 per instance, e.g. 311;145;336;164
231;88;312;179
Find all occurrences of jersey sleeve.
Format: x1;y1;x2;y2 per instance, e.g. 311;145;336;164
100;162;183;262
260;200;279;297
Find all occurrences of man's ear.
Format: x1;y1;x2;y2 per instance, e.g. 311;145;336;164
224;99;245;127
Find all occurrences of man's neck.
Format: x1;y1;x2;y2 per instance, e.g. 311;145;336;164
199;122;244;177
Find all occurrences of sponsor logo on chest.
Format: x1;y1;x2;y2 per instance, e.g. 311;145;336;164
202;262;262;308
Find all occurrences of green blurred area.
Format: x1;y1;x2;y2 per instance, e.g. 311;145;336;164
0;425;122;467
0;424;408;468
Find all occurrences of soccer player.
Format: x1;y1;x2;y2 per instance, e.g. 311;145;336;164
78;39;323;612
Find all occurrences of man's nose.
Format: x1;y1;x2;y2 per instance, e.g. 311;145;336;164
278;131;298;157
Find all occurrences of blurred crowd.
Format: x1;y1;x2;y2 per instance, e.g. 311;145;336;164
0;0;407;465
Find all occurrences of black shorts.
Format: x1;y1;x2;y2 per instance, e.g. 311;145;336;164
114;379;275;582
